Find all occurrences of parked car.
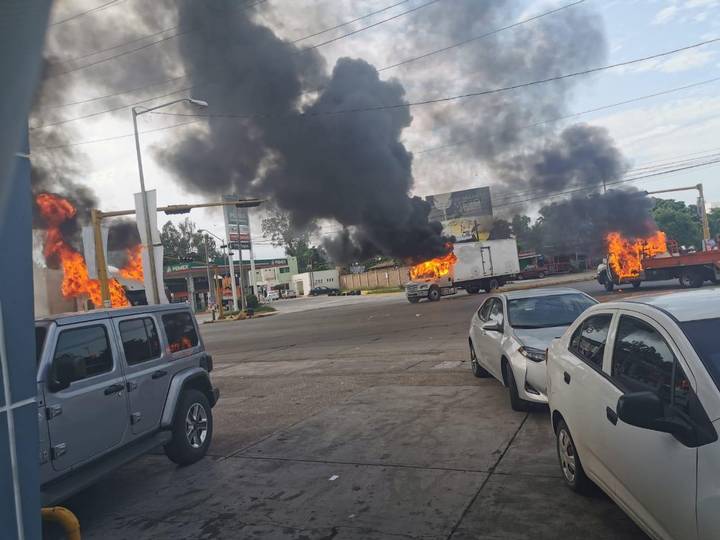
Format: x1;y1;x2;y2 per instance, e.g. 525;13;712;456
310;286;340;296
516;264;548;280
265;290;280;301
547;289;720;540
284;289;298;299
468;288;596;411
36;304;219;505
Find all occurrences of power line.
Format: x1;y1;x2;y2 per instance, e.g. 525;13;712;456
149;37;720;121
40;0;412;110
36;0;439;117
378;0;584;72
54;24;181;66
291;0;410;44
49;0;125;26
300;0;444;51
32;84;196;130
490;154;720;208
493;156;720;209
412;75;720;156
46;0;269;79
29;75;720;150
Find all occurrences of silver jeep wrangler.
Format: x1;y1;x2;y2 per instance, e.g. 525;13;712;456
35;304;219;505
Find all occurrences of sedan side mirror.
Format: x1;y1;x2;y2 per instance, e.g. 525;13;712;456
617;391;696;445
482;320;503;333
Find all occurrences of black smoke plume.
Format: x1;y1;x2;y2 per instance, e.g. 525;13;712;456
156;0;450;263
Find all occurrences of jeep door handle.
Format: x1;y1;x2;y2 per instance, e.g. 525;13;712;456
104;383;124;395
151;370;167;380
563;371;571;384
606;407;618;425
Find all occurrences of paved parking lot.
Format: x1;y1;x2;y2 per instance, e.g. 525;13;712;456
51;278;679;539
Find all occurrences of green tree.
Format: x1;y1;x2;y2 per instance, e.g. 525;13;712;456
651;199;703;248
161;218;220;264
261;209;328;272
488;218;513;240
708;208;720;239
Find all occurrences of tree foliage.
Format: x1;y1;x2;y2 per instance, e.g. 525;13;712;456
651;198;703;248
161;218;221;264
261;209;330;272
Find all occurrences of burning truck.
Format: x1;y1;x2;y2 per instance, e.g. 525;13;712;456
597;231;720;291
405;239;520;303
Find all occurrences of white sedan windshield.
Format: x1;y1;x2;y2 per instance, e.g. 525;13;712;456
681;318;720;391
508;294;596;329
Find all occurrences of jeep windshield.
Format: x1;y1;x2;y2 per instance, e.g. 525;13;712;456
508;293;596;329
681;317;720;391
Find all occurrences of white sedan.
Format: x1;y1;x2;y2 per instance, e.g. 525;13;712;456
468;288;596;411
547;289;720;540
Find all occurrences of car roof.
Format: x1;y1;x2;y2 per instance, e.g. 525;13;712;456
36;303;192;327
499;287;591;300
617;288;720;322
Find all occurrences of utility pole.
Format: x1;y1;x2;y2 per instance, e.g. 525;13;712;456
91;209;111;308
247;211;258;297
131;98;208;304
132;109;160;305
203;234;214;306
647;183;711;250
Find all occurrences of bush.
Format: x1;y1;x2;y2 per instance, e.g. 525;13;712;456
245;293;259;309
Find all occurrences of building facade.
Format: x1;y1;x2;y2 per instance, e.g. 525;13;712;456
293;268;340;296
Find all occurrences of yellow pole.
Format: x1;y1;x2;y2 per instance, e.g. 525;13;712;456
91;209;112;308
41;507;81;540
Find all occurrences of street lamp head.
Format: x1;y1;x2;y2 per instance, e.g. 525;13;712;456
187;98;209;108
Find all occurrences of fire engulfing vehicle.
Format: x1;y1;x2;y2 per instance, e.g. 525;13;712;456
598;231;720;291
405;239;520;303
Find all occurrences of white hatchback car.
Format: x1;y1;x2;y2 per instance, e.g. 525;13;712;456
468;288;596;411
547;289;720;540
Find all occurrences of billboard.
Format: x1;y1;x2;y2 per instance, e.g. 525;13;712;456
223;195;252;250
426;187;493;242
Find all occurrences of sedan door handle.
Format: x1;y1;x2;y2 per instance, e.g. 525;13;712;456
151;370;168;380
104;383;124;396
563;371;571;384
606;407;618;425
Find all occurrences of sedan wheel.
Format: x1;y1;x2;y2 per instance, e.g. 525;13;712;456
470;343;489;378
555;420;592;494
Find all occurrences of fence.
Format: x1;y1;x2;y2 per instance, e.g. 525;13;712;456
340;266;411;290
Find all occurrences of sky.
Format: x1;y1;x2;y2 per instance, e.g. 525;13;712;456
34;0;720;260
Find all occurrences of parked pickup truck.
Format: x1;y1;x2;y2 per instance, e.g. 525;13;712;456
36;304;219;505
405;239;520;303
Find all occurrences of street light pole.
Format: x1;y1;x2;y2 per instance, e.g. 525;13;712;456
131;97;208;304
131;107;160;304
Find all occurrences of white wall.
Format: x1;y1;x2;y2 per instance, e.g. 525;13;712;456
293;269;340;295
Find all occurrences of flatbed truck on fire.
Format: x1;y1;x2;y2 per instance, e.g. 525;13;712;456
598;234;720;291
405;239;520;303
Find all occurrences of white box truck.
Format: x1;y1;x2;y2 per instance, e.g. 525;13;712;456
405;239;520;303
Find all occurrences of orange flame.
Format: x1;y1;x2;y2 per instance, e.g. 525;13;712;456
119;244;144;281
36;193;129;308
410;246;458;280
607;231;667;280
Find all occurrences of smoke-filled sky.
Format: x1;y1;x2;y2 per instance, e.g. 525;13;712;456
31;0;720;260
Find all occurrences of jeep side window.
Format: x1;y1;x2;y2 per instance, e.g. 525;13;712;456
162;312;199;353
119;317;161;365
51;325;113;387
569;314;612;369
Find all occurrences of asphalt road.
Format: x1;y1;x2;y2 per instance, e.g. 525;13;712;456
53;276;704;539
